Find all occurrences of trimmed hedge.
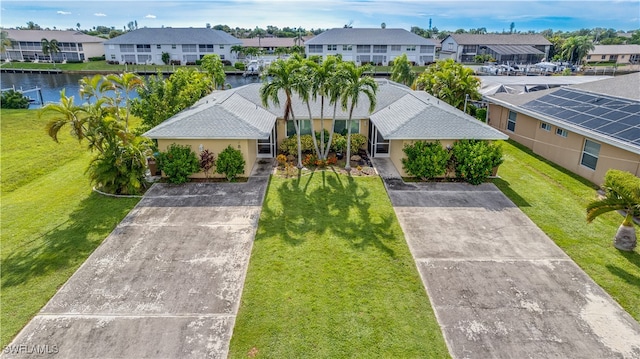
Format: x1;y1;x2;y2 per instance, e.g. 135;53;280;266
402;140;451;180
157;144;200;184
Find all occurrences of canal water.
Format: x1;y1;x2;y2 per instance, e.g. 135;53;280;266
0;72;262;107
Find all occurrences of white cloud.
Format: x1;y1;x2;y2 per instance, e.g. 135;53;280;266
57;11;71;15
94;13;107;17
145;14;156;19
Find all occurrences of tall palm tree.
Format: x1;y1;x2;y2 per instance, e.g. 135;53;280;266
587;170;639;251
390;53;416;87
339;62;378;171
260;57;304;168
561;36;594;65
309;55;340;159
40;38;60;64
103;73;144;134
1;30;14;57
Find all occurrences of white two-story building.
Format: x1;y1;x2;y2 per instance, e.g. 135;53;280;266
1;29;105;62
103;28;242;65
305;28;437;66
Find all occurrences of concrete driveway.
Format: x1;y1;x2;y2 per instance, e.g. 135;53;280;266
4;165;270;358
374;159;640;358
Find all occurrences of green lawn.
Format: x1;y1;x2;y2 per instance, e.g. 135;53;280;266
229;173;449;358
494;140;640;321
0;109;139;347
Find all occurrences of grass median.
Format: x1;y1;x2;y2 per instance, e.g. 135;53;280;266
229;172;449;358
0;109;139;346
494;140;640;321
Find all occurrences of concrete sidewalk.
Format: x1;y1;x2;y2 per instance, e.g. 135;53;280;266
373;158;640;358
3;163;272;359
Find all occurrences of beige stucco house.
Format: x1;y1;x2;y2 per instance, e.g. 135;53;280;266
144;79;507;179
585;45;640;65
485;73;640;184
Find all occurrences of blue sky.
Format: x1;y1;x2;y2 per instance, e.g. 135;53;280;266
1;0;638;33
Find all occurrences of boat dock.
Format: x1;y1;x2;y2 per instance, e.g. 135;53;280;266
1;85;45;105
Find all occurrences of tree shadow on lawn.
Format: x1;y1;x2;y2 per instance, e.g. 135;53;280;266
1;193;137;289
492;178;531;207
257;169;398;256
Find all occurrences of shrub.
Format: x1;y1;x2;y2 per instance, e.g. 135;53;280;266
451;140;503;185
302;153;318;167
89;55;105;61
1;90;29;109
234;62;246;70
87;137;151;194
216;145;245;181
476;108;487;122
331;134;347;153
222;60;232;66
279;134;315;155
402;140;450;180
199;149;216;179
276;154;288;167
157;143;200;184
350;133;367;151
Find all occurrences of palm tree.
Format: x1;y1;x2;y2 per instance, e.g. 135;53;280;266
414;59;480;110
230;44;244;60
390;53;416;87
339;62;378;171
561;36;594;65
42;89;89;145
1;30;14;57
309;55;340;159
273;46;289;59
40;38;60;64
260;57;304;168
103;73;144;134
587;170;639;251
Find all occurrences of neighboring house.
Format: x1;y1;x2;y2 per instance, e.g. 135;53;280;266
584;45;640;64
440;34;551;64
485;73;640;184
1;29;105;62
240;36;310;53
304;28;438;66
144;79;507;179
103;28;242;65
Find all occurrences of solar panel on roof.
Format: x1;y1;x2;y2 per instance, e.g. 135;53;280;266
616;128;640;142
604;111;632;121
619;116;640;126
564;114;596;124
582;118;611;129
585;106;612;116
596;122;630;135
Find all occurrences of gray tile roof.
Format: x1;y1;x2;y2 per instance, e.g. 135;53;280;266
569;72;640;101
4;29;105;43
486;45;544;55
145;78;508;142
306;28;438;46
104;28;241;45
447;34;551;46
589;45;640;55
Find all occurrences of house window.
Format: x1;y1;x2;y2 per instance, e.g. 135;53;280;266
327;44;337;51
391;45;401;52
308;45;323;53
120;44;134;52
78;44;83;50
540;122;552;131
342;45;352;51
507;110;517;132
587;55;592;60
372;55;386;65
581;139;600;170
182;44;197;52
462;45;477;53
110;54;116;60
556;128;568;138
601;55;606;60
286;120;313;137
420;45;434;53
199;44;214;52
220;55;225;60
446;42;453;51
172;44;176;49
610;55;618;61
356;55;371;63
333;120;359;135
373;45;387;53
406;45;416;51
621;55;625;59
357;45;371;53
220;45;225;49
157;44;161;49
136;44;151;52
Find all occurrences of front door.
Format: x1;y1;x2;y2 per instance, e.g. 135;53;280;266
257;125;276;158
